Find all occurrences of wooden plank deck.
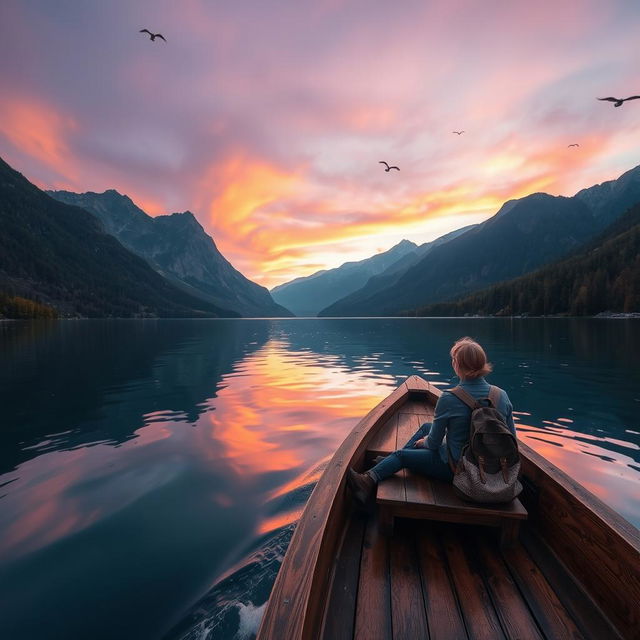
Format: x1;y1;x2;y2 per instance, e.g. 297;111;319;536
319;392;618;640
321;514;618;640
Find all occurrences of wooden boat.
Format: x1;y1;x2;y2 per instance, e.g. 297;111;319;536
257;375;640;640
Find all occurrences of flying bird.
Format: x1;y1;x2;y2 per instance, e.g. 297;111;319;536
597;96;640;108
452;130;465;135
568;143;580;147
140;29;166;42
379;161;399;172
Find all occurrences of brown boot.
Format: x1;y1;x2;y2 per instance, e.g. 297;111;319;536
372;455;387;466
346;468;376;507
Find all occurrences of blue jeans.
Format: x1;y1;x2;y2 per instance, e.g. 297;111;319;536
368;422;453;482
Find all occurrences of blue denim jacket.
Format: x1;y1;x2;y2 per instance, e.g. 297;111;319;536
425;377;516;464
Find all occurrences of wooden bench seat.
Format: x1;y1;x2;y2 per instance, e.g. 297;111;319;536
376;469;528;547
366;400;527;547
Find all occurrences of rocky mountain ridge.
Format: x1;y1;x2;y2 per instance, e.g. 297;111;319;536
48;189;292;318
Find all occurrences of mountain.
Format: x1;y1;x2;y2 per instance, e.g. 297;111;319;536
318;225;477;316
413;201;640;317
269;239;418;317
574;165;640;229
320;194;595;315
320;165;640;317
48;189;292;318
0;157;237;318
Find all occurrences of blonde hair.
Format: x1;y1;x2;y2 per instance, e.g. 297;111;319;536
450;337;493;379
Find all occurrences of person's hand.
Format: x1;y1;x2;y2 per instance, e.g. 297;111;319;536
414;437;426;449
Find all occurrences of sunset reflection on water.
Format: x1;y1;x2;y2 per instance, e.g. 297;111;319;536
2;332;638;563
202;340;392;475
190;339;397;536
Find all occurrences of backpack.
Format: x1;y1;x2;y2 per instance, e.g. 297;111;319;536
447;385;522;503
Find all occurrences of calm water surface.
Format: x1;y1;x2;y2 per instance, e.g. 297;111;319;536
1;318;638;640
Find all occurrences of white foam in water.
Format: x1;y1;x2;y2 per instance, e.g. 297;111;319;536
236;601;266;640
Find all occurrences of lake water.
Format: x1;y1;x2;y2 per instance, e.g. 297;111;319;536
0;318;638;640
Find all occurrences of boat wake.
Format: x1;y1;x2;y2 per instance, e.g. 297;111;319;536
164;459;329;640
164;523;294;640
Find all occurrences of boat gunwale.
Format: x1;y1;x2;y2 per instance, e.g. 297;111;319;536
518;440;640;550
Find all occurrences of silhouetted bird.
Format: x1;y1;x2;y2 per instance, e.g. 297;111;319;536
597;96;640;108
379;161;399;172
452;131;465;135
140;29;166;42
568;144;580;147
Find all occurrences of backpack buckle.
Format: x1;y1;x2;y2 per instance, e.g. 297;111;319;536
500;457;508;483
478;455;487;484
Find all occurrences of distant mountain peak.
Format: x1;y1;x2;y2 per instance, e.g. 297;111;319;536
526;192;555;200
576;164;640;194
270;237;419;316
159;211;205;234
494;192;565;221
168;210;197;222
574;163;640;224
103;189;138;206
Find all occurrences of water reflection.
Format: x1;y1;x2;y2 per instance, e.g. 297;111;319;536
516;421;640;503
0;318;638;640
0;320;272;474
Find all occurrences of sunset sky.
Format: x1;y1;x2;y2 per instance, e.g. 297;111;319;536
1;0;639;288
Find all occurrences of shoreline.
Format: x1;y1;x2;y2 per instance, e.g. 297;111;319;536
2;313;640;320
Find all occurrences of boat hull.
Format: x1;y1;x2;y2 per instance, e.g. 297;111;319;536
257;375;640;640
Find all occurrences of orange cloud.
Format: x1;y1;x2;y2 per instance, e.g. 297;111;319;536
0;96;78;182
0;95;186;218
204;152;303;230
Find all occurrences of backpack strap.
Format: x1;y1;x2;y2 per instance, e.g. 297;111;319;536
449;386;482;410
488;385;501;408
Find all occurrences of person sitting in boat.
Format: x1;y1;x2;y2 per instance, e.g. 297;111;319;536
346;336;517;506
